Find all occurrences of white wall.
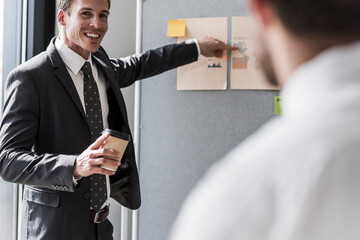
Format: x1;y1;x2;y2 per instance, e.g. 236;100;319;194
101;0;137;239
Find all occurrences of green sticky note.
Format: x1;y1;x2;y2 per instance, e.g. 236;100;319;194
274;96;282;115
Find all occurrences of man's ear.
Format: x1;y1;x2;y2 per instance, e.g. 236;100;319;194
249;0;274;29
57;9;66;26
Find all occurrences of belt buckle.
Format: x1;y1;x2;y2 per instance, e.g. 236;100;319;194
93;211;101;223
92;205;109;223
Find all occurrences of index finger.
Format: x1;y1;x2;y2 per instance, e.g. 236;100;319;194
224;45;239;51
216;41;238;51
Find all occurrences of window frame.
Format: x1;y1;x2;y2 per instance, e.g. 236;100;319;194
1;1;56;239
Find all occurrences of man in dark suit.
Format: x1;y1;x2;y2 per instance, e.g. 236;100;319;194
0;0;234;239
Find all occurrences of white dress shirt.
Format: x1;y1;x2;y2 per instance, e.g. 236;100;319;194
169;41;360;240
55;38;111;209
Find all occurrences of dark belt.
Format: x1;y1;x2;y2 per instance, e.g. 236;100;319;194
89;206;109;223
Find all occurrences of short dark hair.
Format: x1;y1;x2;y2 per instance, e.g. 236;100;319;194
57;0;111;13
269;0;360;38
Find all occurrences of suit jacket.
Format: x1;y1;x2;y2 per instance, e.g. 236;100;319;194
0;37;198;239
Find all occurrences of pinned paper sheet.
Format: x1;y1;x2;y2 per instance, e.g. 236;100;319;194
177;17;228;90
230;16;280;90
167;20;186;37
274;96;282;115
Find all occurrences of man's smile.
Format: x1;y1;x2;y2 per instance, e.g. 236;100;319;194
84;33;101;39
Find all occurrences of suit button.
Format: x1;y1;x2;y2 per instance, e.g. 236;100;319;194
84;193;90;199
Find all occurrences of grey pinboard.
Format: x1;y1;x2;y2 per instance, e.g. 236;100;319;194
138;0;279;239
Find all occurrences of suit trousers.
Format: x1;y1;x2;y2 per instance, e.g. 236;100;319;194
86;219;114;240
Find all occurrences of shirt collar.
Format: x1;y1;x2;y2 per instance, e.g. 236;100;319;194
281;40;360;118
55;37;93;75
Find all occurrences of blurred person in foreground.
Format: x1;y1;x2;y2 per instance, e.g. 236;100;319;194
169;0;360;239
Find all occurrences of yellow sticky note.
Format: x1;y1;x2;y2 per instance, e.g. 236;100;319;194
167;20;186;37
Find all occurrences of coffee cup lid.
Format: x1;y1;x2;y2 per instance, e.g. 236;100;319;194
102;129;131;141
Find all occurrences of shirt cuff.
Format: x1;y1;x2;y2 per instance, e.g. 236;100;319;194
185;39;201;57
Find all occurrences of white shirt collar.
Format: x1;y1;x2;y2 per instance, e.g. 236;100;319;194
55;37;93;75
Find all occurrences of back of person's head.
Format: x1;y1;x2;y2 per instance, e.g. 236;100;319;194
269;0;360;40
57;0;111;13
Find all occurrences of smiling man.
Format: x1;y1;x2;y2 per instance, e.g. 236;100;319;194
0;0;235;239
59;0;110;59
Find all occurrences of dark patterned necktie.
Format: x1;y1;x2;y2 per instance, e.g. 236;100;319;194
82;61;107;212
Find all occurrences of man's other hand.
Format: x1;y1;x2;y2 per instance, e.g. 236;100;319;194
198;36;238;58
73;132;121;178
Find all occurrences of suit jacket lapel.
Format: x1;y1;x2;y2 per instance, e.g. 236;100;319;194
92;55;130;125
46;38;87;121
